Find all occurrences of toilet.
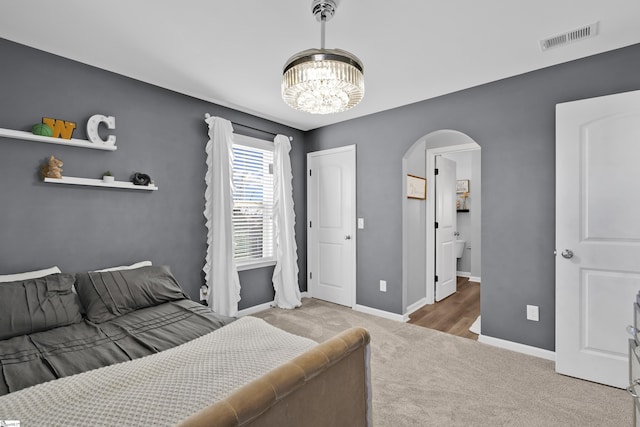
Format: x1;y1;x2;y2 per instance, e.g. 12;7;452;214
455;240;466;259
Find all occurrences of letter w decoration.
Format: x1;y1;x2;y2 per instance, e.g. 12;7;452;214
42;117;77;139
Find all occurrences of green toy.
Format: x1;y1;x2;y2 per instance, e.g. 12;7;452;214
32;123;53;137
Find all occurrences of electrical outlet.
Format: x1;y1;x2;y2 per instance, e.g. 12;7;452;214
199;285;208;301
526;305;539;321
379;280;387;292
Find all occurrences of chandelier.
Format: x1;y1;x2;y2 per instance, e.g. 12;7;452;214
281;0;364;115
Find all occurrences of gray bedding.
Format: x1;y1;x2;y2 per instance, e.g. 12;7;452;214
0;317;317;426
0;269;235;396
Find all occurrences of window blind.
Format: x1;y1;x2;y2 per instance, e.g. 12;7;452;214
232;143;274;262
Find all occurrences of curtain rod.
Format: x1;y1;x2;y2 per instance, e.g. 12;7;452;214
204;113;293;141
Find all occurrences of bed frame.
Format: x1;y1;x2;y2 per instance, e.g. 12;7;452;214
179;327;371;427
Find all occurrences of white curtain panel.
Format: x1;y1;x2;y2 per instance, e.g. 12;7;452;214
271;135;301;309
203;114;241;317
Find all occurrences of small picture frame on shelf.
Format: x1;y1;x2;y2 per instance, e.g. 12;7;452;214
407;174;426;199
456;179;470;194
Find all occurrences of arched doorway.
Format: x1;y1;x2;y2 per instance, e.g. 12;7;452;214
402;130;481;335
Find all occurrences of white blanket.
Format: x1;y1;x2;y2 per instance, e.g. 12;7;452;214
0;316;316;426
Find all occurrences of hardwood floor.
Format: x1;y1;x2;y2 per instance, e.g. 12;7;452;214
408;277;480;340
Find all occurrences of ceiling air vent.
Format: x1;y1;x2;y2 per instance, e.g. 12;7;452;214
540;22;599;51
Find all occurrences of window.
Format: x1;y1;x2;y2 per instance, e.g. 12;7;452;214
231;134;274;269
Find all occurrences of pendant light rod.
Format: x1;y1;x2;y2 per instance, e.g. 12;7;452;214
313;0;335;49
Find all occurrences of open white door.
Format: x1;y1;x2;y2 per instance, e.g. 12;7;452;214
435;156;457;301
307;145;356;307
556;90;640;388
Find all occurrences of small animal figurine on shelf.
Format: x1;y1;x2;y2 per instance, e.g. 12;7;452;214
131;172;151;186
40;155;63;179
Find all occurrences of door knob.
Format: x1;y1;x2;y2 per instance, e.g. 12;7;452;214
345;235;352;240
561;249;574;259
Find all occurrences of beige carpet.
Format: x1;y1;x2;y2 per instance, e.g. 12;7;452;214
252;298;630;427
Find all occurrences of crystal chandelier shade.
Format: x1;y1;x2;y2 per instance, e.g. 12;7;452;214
281;1;364;115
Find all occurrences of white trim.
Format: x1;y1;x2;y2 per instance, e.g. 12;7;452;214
237;301;274;317
427;141;480;155
236;292;309;317
236;259;276;271
469;276;481;283
478;334;556;361
456;271;471;278
405;297;428;317
354;304;406;322
308;143;357;156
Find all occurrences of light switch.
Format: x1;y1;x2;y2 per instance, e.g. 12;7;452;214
380;280;387;292
358;218;364;229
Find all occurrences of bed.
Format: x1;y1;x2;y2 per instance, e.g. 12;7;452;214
0;264;371;426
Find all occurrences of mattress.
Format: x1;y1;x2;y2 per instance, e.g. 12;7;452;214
0;299;234;396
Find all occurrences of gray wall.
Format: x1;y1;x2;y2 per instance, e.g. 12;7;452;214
0;38;307;308
307;43;640;350
403;141;427;309
3;36;640;351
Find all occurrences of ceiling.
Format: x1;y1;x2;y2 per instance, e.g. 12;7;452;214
2;1;640;131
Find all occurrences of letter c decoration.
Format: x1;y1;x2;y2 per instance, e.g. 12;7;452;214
86;114;116;146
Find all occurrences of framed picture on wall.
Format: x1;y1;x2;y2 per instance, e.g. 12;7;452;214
407;174;426;199
456;179;470;194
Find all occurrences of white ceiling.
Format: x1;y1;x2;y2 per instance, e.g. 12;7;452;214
2;1;640;131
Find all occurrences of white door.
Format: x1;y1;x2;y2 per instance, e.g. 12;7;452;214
435;156;457;301
556;90;640;388
307;145;356;307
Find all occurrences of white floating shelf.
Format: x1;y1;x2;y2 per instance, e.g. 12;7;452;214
44;176;157;191
0;127;117;151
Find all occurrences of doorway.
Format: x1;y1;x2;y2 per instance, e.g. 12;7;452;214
307;145;357;307
555;90;640;388
402;130;481;336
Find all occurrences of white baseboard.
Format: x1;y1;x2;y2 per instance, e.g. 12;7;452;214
405;297;428;319
237;292;309;317
469;276;481;283
478;334;555;361
353;304;405;322
456;271;471;278
237;301;273;317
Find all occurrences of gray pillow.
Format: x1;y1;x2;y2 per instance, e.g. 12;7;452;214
75;265;189;323
0;273;83;340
